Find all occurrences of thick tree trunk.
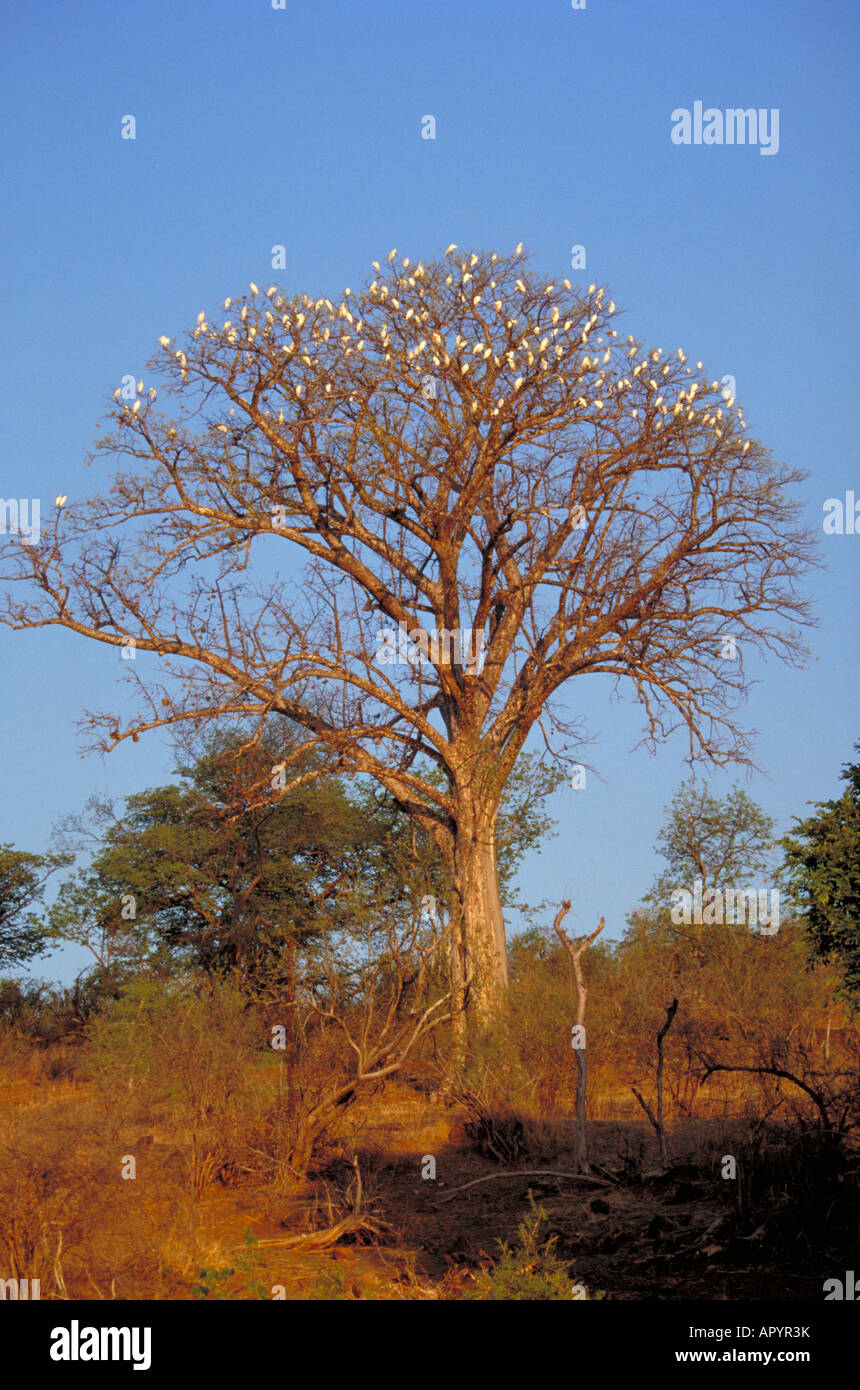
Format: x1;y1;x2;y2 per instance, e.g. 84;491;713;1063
452;821;509;1027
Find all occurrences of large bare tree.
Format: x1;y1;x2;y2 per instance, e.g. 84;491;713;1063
0;246;816;1022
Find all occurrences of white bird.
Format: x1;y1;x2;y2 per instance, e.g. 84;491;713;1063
515;242;523;255
588;284;596;294
137;380;143;394
113;388;121;401
132;400;141;414
250;282;259;294
55;495;67;507
445;244;457;255
158;336;170;348
388;249;397;261
197;311;205;324
470;253;478;266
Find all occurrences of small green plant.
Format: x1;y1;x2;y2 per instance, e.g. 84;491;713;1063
190;1265;235;1300
190;1231;269;1299
306;1264;353;1300
461;1192;587;1301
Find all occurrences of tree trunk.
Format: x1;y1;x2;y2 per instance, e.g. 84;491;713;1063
451;823;509;1027
575;1048;588;1174
553;905;605;1175
284;932;297;1117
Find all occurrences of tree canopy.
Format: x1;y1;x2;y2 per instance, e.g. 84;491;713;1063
781;744;860;1005
0;245;817;1018
0;844;69;973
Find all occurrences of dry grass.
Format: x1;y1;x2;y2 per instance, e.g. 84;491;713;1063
0;1008;855;1301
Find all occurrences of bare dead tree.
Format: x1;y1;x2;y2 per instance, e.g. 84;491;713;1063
554;901;604;1172
632;996;679;1171
286;899;468;1179
0;246;817;1022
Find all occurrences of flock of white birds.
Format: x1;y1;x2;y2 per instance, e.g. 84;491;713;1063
100;244;750;494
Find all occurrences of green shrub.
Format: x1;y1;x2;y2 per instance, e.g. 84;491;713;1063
86;975;259;1123
461;1194;588;1300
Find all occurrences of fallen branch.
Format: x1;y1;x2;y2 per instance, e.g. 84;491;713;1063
257;1155;393;1250
256;1211;391;1251
436;1169;615;1205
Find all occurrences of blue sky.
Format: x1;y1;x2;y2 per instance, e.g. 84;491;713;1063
1;0;857;979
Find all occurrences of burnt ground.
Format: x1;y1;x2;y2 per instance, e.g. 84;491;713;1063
1;1072;850;1300
191;1087;848;1300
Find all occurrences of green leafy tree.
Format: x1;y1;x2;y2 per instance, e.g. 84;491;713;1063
781;745;860;1005
619;782;783;1094
46;726;365;991
46;729;558;1001
0;845;70;972
646;779;776;904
